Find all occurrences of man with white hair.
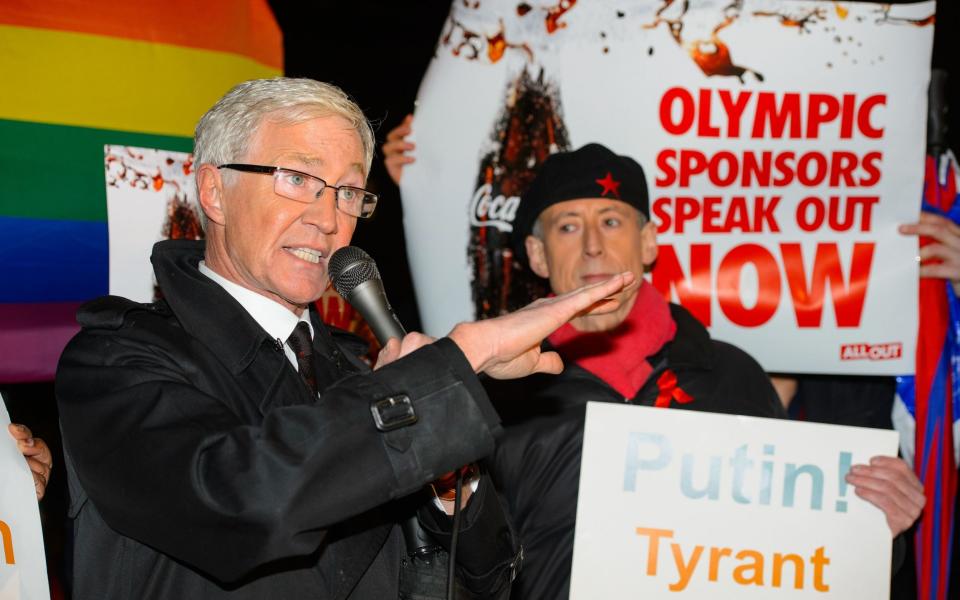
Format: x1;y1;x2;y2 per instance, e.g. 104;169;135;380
55;78;633;599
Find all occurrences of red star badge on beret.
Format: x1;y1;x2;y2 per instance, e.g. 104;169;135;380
595;172;621;198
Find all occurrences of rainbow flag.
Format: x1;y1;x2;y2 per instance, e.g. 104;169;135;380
898;152;960;600
0;0;282;382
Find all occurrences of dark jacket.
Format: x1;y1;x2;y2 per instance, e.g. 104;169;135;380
56;239;519;599
488;304;784;599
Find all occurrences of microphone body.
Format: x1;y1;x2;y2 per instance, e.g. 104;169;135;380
328;246;440;557
344;278;407;343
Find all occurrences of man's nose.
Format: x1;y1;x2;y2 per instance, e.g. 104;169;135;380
301;187;338;233
583;224;603;257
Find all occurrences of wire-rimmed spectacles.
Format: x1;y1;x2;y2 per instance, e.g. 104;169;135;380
218;164;378;219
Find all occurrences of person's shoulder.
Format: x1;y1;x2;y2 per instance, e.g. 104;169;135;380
63;295;186;365
77;295;173;331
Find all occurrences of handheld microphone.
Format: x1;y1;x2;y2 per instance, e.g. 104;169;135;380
328;246;440;557
328;246;406;344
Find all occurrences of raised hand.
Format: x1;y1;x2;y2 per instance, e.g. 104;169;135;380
900;210;960;295
448;272;636;379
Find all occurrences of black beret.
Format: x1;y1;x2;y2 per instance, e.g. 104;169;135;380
512;143;650;265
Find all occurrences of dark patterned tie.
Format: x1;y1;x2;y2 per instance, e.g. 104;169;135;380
287;322;318;395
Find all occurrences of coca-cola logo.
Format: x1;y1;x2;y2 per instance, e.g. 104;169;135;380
470;183;520;232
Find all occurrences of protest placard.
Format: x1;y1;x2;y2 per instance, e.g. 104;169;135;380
0;396;50;600
571;402;898;598
404;0;935;374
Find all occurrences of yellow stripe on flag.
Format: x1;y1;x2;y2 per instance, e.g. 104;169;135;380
0;25;282;137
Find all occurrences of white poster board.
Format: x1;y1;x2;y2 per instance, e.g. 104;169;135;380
105;145;202;302
0;397;50;600
404;0;934;374
571;402;898;598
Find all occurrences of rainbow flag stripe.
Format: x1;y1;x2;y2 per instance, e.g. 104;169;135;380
0;0;282;382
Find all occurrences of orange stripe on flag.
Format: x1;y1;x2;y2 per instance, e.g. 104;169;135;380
0;0;282;70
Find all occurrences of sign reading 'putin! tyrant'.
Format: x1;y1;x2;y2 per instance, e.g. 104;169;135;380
571;403;898;599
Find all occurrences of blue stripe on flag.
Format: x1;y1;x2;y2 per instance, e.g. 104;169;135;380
0;216;107;302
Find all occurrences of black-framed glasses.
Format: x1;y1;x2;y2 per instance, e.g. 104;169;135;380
218;164;378;219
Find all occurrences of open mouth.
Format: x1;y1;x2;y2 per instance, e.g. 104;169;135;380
285;247;323;264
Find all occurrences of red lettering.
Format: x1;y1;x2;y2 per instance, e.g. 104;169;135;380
781;242;875;327
711;151;739;186
674;196;700;233
702;196;723;233
661;87;695;135
698;88;721;137
656;149;678;186
857;95;886;138
797;196;825;232
754;195;781;232
718;89;752;138
797;152;828;186
806;94;841;138
653;196;673;233
773;152;795;186
839;94;856;138
828;151;858;187
742;151;771;187
717;244;781;326
860;152;882;186
752;92;802;139
652;244;712;325
679;150;708;187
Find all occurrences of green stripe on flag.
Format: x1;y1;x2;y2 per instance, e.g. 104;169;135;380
0;118;192;222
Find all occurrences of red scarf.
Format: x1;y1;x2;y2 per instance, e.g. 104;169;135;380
548;282;676;399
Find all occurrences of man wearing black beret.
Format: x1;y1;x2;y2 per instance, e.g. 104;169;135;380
489;143;918;598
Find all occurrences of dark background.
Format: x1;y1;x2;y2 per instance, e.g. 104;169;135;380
3;1;958;596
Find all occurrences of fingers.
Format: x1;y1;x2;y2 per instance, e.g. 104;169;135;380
373;338;401;370
554;272;636;314
8;422;32;440
532;350;564;375
845;456;925;537
383;116;415;185
899;212;960;249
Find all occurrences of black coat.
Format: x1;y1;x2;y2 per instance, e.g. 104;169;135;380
56;240;518;599
488;304;785;599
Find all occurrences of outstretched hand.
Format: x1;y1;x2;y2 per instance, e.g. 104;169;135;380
448;272;636;379
8;423;53;501
900;210;960;295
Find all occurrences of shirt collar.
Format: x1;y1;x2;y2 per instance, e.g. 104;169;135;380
198;261;313;344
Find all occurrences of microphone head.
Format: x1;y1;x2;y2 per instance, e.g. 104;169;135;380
329;246;381;297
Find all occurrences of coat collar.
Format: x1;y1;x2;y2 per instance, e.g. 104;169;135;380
151;239;283;375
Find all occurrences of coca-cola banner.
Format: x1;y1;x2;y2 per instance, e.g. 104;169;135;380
402;0;934;375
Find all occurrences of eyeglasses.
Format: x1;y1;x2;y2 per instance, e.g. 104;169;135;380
218;164;378;219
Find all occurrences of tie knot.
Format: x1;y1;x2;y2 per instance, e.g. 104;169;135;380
287;322;313;358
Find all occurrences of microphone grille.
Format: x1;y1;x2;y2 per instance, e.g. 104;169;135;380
329;246;381;297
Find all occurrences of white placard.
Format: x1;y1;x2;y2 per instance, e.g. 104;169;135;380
404;0;934;374
571;402;897;599
105;145;202;302
0;396;50;600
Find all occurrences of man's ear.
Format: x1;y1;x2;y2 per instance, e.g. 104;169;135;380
640;219;659;268
526;235;551;279
197;164;226;226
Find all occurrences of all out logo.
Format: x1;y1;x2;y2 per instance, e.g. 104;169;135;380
840;342;903;361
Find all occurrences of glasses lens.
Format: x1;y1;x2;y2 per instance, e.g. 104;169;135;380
274;169;322;203
337;187;378;218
